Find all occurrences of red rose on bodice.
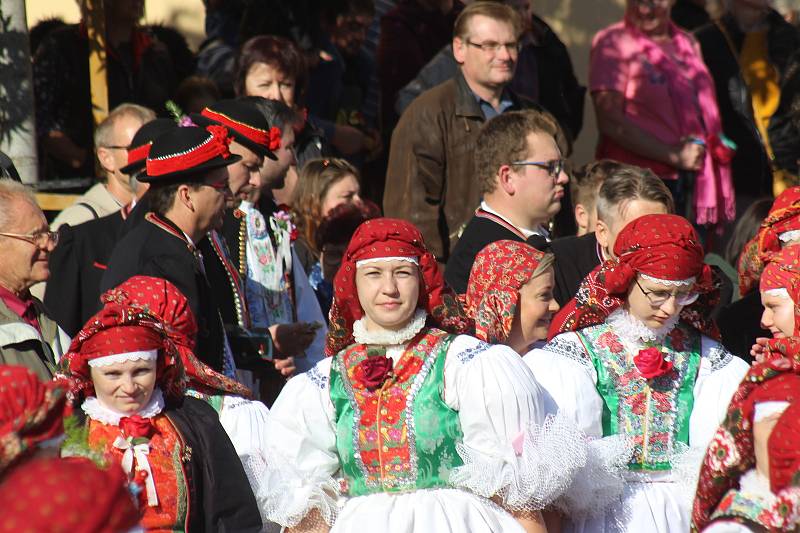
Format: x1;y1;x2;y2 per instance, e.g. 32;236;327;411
355;356;394;391
634;347;674;379
119;414;156;440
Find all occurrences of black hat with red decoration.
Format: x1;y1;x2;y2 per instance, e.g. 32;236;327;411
119;118;178;176
191;99;280;160
139;125;242;183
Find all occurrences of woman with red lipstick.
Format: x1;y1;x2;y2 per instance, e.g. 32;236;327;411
527;214;749;532
260;218;589;533
692;245;800;531
59;292;263;532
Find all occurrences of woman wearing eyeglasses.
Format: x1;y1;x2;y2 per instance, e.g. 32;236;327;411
590;0;735;228
525;214;749;532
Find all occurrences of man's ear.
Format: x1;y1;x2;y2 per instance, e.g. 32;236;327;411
574;203;589;234
595;218;610;250
96;147;116;174
453;36;466;64
497;164;516;195
177;184;195;212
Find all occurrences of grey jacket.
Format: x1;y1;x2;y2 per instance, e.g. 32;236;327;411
0;298;70;380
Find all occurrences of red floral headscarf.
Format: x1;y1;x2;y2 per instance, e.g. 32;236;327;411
549;214;717;340
465;240;549;344
0;456;140;532
0;366;67;473
60;305;187;402
325;218;469;356
739;186;800;296
760;246;800;337
692;343;800;530
100;276;251;397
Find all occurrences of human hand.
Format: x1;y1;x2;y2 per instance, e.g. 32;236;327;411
269;322;319;357
751;337;770;362
673;138;705;171
273;356;296;377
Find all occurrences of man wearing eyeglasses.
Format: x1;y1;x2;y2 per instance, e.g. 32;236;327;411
50;103;156;231
445;109;567;293
384;1;541;264
0;179;70;380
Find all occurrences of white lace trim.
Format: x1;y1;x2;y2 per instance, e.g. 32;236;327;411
352;308;427;346
639;272;696;287
81;388;165;425
779;230;800;243
88;349;158;367
606;308;680;345
765;288;791;299
449;412;591;512
355;256;419;267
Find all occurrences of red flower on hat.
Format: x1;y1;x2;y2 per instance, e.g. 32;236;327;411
268;126;282;151
119;415;156;441
354;356;394;391
206;125;232;159
634;347;674;379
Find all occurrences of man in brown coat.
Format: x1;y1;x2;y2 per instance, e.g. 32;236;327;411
383;1;539;262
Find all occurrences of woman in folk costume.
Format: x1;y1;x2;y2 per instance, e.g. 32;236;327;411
526;214;750;532
692;246;800;532
261;218;587;533
59;294;263;532
98;275;276;529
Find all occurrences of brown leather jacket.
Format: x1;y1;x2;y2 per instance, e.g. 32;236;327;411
383;71;537;261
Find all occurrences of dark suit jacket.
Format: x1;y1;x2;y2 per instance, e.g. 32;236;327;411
45;211;125;336
718;290;767;364
550;232;602;307
101;214;226;372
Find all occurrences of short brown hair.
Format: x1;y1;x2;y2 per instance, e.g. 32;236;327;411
234;35;308;104
453;1;522;40
595;164;675;224
475;109;561;195
570;160;623;212
292;158;361;256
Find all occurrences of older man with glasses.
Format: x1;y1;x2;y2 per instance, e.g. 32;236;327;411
384;1;544;264
0;179;70;380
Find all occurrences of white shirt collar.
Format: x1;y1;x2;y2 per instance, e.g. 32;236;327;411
81;388;165;426
480;201;550;240
352;309;428;346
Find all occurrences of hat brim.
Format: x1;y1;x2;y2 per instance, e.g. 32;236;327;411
119;160;145;176
138;153;242;184
191;114;277;160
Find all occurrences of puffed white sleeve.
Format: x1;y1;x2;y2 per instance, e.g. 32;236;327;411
261;357;340;527
446;335;589;512
292;249;328;374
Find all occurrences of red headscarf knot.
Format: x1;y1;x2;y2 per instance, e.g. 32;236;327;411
325;218;469;356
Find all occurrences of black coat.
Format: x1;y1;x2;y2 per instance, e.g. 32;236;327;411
550;233;602;307
445;214;549;294
718;290;767;364
101;214;226;372
45;211;126;337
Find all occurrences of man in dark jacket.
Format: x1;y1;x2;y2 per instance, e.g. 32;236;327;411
695;2;800;199
384;2;540;262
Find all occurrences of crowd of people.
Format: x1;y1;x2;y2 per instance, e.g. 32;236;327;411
1;0;800;531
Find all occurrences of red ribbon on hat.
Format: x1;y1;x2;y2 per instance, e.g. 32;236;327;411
268;127;282;151
146;125;232;177
201;108;269;147
126;142;152;166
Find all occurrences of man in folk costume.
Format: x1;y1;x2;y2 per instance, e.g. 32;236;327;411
261;218;590;533
101;124;256;377
526;214;749;532
194;98;326;403
693;246;800;532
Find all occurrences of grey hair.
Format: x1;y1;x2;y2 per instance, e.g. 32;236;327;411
0;178;38;231
94;103;156;150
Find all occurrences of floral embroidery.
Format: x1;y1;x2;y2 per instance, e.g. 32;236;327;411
711;487;800;530
706;428;741;472
306;365;328;390
669;328;687;351
455;340;491;364
597;331;624;353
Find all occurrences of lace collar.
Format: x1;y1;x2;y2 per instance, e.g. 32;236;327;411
81;388;165;426
352;309;427;346
606;308;680;346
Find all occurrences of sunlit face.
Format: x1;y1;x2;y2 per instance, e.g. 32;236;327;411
453;15;518;89
506;267;560;354
0;199;53;290
192;166;232;233
90;358;157;414
507;132;569;225
356;260;420;331
227;141;263;204
259;127;296;190
321;175;362;217
244;62;296;108
625;275;695;329
626;0;674;36
761;291;796;338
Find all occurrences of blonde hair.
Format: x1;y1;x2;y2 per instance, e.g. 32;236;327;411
453;1;523;40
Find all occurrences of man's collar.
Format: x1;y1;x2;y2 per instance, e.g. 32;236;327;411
480;201;549;240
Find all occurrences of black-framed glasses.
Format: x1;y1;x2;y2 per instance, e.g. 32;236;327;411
101;145;131;150
0;230;59;248
510;158;566;178
635;279;698;307
466;40;521;54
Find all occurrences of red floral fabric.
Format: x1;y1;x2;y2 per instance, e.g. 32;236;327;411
100;276;251;397
739;186;800;296
0;457;140;533
464;240;548;344
761;246;800;336
0;366;67;472
325;218;469;356
548;214;718;339
692;338;800;530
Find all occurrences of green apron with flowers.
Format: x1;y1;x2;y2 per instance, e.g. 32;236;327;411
329;329;464;496
578;323;702;471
